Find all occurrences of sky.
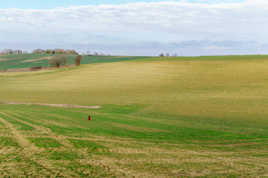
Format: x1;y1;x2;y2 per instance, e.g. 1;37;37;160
0;0;246;9
0;0;267;56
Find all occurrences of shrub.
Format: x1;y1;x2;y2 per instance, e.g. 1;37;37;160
49;55;67;68
30;66;42;71
74;55;83;66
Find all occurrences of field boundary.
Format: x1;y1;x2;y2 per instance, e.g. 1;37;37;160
0;102;101;109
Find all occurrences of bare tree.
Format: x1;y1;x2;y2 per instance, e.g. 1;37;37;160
74;55;83;66
49;55;67;68
32;49;45;54
159;53;164;57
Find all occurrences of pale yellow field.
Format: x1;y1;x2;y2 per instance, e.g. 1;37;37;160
1;56;268;177
1;57;268;120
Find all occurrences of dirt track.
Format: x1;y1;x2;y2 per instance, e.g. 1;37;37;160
0;102;101;109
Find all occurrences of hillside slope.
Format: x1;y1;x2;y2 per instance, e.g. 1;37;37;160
1;55;268;119
1;55;268;176
0;53;148;70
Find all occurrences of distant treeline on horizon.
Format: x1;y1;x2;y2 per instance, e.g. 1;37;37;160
0;49;79;55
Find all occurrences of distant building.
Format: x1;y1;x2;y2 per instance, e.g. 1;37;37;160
32;48;78;55
32;49;45;54
0;49;23;55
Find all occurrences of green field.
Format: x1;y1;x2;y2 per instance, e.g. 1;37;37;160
0;53;147;70
1;55;268;177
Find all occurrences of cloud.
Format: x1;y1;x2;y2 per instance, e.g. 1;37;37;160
0;0;267;55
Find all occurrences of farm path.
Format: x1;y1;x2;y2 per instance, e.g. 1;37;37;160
3;111;74;148
0;112;79;177
0;102;101;109
0;113;37;151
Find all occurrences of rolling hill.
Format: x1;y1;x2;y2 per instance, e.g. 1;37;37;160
1;55;268;176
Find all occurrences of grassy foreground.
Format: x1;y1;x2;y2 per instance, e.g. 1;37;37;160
1;55;268;176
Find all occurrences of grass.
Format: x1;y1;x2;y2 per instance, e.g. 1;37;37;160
0;53;53;70
68;139;109;153
0;53;148;70
49;151;80;161
0;113;34;131
0;55;268;176
29;137;62;148
0;137;19;147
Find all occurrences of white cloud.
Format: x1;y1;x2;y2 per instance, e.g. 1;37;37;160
0;0;268;55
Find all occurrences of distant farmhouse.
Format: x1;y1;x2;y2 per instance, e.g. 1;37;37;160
32;49;78;55
0;49;23;55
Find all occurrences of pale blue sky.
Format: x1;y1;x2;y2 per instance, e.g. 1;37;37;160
0;0;267;56
0;0;245;9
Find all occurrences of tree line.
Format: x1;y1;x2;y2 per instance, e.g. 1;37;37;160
0;49;78;55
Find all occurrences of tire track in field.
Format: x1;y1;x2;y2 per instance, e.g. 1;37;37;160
5;111;74;148
0;113;38;151
6;111;119;177
0;112;75;177
2;101;101;109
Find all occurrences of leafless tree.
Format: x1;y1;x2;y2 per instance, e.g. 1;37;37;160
74;55;83;66
49;55;67;68
159;53;164;57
